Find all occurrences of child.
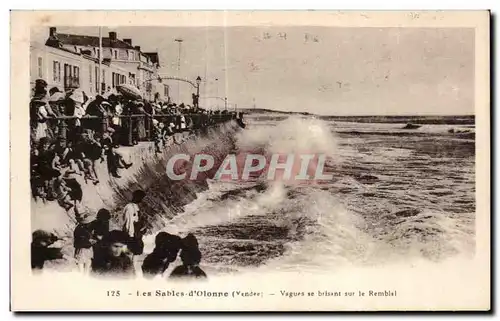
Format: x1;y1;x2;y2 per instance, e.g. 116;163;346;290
82;158;99;185
142;232;182;279
90;209;111;272
54;176;74;211
92;230;135;278
63;159;83;207
106;146;133;178
73;213;97;274
169;233;207;279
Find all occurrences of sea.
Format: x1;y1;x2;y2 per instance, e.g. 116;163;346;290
143;112;476;276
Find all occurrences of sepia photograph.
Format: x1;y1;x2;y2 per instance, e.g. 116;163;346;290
10;10;490;311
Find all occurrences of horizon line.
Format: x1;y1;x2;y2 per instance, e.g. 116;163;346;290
240;107;475;117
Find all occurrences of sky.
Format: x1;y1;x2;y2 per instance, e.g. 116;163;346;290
32;26;474;115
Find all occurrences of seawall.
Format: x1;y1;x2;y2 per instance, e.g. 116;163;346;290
31;120;242;238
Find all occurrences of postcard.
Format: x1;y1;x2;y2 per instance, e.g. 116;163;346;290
10;10;490;311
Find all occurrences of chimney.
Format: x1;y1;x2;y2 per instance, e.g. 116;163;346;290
109;31;117;41
123;39;132;46
134;45;141;52
49;27;57;37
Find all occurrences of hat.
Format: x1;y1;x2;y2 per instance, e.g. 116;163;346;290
49;92;65;102
49;87;61;95
136;101;144;106
32;229;58;244
69;90;84;104
152;119;159;126
35;79;47;87
106;127;115;133
77;212;95;224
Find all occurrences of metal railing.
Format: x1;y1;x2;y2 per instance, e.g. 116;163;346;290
39;112;237;147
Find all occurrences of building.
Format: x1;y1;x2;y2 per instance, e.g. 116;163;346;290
32;27;168;102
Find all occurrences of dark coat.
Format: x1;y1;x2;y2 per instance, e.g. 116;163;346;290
31;244;63;270
73;222;94;249
92;253;134;277
141;251;170;278
169;265;207;279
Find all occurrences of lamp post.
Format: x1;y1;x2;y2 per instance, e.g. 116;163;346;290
174;38;183;102
196;76;201;97
224;97;228;110
195;76;201;108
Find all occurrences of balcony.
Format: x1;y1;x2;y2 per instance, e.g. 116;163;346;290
138;61;154;72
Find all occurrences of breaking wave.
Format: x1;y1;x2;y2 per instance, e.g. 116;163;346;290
145;115;475;274
35;115;475;275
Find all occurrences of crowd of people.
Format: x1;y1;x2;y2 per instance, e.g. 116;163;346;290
32;189;207;280
30;78;239;216
29;79;244;280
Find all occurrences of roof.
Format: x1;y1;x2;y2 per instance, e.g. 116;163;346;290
144;52;160;66
51;33;135;50
42;38;98;62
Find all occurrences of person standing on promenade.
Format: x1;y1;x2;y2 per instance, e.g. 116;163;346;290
73;212;97;275
122;190;147;273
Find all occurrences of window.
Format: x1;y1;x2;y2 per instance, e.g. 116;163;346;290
37;57;43;78
95;66;99;93
73;66;80;87
64;63;71;88
96;49;100;59
102;69;106;92
114;50;118;59
89;64;93;93
52;61;61;82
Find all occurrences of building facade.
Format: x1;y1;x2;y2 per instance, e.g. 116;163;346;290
32;27;168;102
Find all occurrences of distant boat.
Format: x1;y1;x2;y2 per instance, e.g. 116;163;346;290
402;123;421;130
